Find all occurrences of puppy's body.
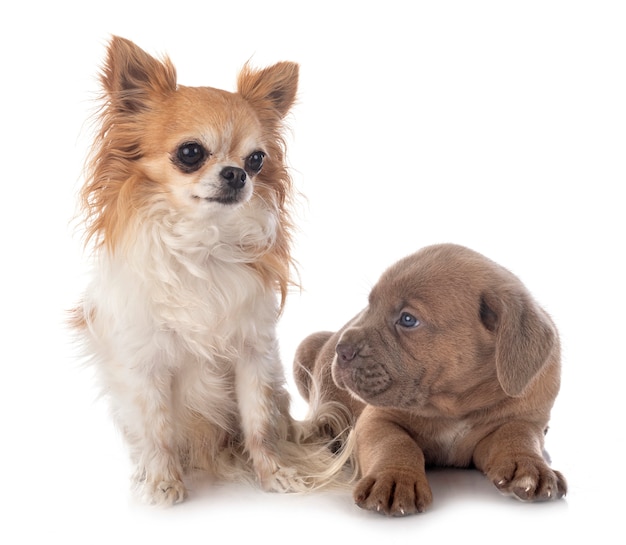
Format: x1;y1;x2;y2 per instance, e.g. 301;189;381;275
295;243;566;515
72;37;342;505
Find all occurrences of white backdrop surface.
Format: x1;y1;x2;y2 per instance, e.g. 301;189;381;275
1;1;624;543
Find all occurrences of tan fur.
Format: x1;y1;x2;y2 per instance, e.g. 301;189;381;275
294;243;566;516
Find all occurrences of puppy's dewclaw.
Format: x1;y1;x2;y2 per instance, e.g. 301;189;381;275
293;243;567;516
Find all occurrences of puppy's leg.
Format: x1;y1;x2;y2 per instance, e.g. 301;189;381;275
236;340;296;491
472;421;567;501
353;408;432;516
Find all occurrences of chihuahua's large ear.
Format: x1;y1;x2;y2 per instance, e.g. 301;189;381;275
480;285;558;397
237;61;299;118
101;36;177;112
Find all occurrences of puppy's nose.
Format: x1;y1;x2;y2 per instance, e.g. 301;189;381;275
336;342;357;365
220;166;247;190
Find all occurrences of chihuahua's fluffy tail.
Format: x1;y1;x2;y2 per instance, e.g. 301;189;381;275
280;358;359;491
210;380;358;493
281;401;358;492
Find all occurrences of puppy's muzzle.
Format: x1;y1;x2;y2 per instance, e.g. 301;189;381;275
335;340;392;397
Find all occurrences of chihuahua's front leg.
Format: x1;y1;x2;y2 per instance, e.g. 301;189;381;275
120;361;186;506
353;407;432;516
236;339;295;491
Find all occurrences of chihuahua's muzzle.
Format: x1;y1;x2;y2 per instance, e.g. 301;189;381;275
216;166;248;204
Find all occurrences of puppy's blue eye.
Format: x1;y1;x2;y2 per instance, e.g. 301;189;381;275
397;312;419;328
245;151;265;174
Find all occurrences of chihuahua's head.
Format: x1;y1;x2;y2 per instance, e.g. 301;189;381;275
79;36;299;303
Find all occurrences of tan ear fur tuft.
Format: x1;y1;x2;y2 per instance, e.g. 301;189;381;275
101;35;177;112
237;61;299;118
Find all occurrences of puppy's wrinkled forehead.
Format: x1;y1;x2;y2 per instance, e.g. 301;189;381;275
369;245;490;311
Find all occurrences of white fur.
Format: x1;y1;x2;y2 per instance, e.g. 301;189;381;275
436;421;471;461
79;196;296;504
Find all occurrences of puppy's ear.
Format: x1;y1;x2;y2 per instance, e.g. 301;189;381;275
481;286;557;397
237;61;299;118
101;36;177;112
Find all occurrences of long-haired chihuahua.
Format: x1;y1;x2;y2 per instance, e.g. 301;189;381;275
71;36;350;505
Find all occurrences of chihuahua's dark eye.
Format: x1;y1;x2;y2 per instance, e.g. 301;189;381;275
245;151;265;174
175;141;207;171
397;312;419;328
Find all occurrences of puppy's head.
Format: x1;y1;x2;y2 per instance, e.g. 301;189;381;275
331;244;559;416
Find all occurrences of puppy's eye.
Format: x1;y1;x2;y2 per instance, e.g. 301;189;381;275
397;312;419;328
175;141;208;171
245;151;265;174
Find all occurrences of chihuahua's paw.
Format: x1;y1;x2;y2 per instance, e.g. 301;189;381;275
262;466;305;493
148;479;187;506
353;471;433;516
488;456;567;501
133;470;187;506
253;453;311;493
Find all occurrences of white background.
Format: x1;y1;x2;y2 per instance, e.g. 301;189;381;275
1;1;624;543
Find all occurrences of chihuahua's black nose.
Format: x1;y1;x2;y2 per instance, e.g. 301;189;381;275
336;342;357;366
221;166;247;190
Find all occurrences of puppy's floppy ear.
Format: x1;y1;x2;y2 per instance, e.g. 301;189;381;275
481;285;557;397
237;61;299;118
101;35;177;112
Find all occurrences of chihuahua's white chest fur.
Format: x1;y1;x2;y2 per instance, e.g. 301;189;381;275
81;202;286;500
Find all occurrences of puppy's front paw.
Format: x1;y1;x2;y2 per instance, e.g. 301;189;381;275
487;456;567;501
353;471;433;516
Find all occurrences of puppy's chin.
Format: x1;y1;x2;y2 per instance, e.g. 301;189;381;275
332;356;435;412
